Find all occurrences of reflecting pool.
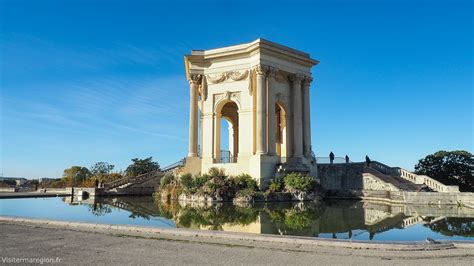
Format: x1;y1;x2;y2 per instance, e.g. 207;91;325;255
1;196;473;242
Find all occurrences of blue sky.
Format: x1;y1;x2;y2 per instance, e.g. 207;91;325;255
0;0;472;178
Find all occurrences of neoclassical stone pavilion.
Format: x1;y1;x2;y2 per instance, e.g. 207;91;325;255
183;39;319;185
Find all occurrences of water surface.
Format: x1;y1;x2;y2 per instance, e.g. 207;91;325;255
0;196;473;242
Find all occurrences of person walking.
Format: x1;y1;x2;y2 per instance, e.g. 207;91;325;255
329;152;335;164
345;155;350;164
365;155;371;166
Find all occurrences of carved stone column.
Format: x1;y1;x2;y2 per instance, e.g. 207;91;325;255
302;76;312;157
187;74;201;157
290;74;304;158
255;65;267;155
267;67;278;156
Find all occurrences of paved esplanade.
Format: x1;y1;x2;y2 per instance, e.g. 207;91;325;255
1;221;473;265
182;39;318;185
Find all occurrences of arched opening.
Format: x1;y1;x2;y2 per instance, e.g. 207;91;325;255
275;102;287;158
216;101;239;163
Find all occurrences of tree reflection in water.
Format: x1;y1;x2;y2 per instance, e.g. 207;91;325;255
88;202;112;217
424;218;474;237
177;204;260;230
74;196;474;240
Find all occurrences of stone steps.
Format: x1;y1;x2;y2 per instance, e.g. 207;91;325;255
364;166;421;191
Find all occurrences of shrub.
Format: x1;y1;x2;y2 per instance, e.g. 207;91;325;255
208;167;224;177
169;183;182;199
268;175;284;193
235;188;259;198
283;173;315;193
268;181;281;193
194;174;211;189
233;174;258;191
205;175;226;194
158;170;263;201
160;174;175;189
180;173;195;193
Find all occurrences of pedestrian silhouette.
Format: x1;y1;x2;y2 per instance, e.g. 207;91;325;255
329;152;335;164
345;155;350;163
365;155;371;166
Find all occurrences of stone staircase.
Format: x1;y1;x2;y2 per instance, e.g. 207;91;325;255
104;169;164;190
317;158;459;193
364;165;421;191
366;161;458;192
104;158;186;191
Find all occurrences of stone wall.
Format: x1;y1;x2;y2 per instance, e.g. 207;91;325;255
318;163;365;190
325;189;474;207
318;162;459;193
67;187;105;197
362;173;399;191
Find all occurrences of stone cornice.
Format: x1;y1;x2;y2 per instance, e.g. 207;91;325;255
186;39;319;66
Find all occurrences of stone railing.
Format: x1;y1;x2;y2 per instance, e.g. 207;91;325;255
104;170;164;190
315;157;351;164
369;161;459;192
396;168;459;192
161;158;186;173
370;161;398;176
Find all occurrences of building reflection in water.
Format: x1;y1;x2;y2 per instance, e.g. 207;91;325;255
63;196;474;240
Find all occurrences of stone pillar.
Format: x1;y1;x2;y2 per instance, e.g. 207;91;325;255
255;65;267;155
267;67;278;156
228;123;234;157
302;76;312;157
233;124;239;160
187;74;201;157
290;74;304;158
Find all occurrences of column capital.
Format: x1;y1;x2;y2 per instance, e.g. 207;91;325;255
188;74;203;85
302;76;313;89
267;66;279;79
289;73;304;85
254;64;270;76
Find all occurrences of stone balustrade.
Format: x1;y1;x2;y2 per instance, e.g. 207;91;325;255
396;168;459;192
370;161;459;193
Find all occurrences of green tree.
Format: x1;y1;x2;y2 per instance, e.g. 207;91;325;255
62;166;91;186
90;162;114;176
125;157;160;177
414;150;473;192
0;180;17;188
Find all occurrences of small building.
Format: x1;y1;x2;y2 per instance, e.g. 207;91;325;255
183;39;319;186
